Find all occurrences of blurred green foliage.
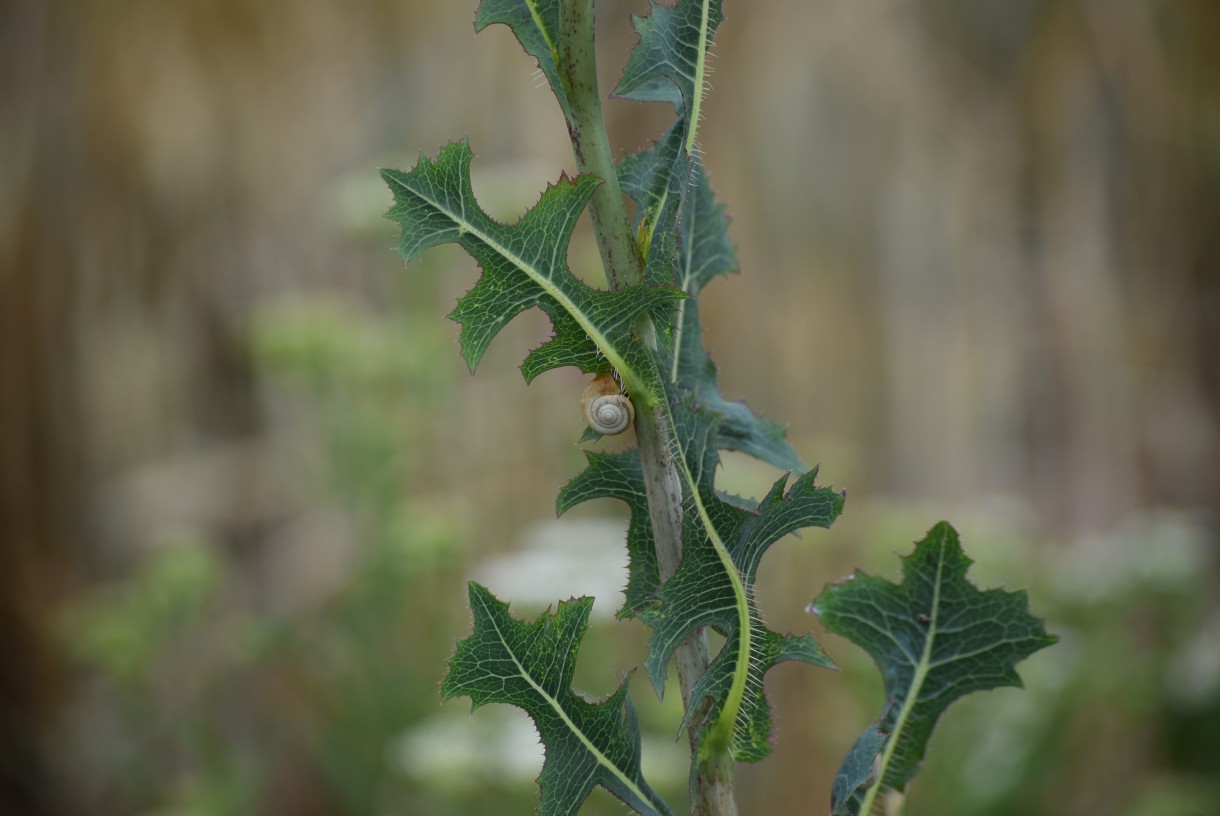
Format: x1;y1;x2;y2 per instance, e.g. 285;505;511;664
54;295;477;815
59;537;220;688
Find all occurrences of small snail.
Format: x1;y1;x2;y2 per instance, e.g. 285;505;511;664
581;371;634;435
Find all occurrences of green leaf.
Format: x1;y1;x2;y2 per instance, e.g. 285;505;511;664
614;3;803;472
639;399;842;763
381;140;683;398
557;449;659;617
673;298;806;474
443;582;674;816
813;522;1058;815
670;158;736;295
640;470;842;762
667;162;805;473
475;0;571;120
617;121;689;291
560;392;839;765
829;723;888;816
615;0;724;129
617;132;805;472
613;0;722;304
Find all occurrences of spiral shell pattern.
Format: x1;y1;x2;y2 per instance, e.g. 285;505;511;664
581;372;634;435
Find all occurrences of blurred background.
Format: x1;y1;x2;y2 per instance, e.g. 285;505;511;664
3;0;1219;814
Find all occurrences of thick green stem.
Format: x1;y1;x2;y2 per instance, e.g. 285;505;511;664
556;3;737;814
556;0;641;289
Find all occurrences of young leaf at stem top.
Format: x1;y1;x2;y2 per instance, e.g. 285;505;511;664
616;0;723;157
812;522;1058;815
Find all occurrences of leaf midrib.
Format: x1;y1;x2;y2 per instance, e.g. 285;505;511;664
523;0;557;64
476;592;657;811
684;0;712;155
390;173;634;387
856;533;948;813
673;432;752;758
668;184;698;384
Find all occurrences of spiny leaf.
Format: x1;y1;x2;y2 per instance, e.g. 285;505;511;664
672;298;807;474
443;582;673;816
617;123;804;472
381;140;683;397
667;162;805;473
812;523;1058;815
669;158;736;295
617;121;689;291
613;0;724;330
615;0;724;126
475;0;571;120
557;449;659;617
638;398;843;764
613;120;690;356
560;396;838;764
639;471;842;762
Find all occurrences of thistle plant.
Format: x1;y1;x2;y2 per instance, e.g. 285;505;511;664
381;2;1055;814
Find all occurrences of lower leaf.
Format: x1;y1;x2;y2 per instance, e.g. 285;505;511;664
813;522;1057;815
442;582;673;816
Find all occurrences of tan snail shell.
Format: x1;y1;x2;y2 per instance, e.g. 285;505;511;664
581;372;634;435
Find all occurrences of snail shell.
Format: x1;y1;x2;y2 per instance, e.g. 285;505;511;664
581;372;634;435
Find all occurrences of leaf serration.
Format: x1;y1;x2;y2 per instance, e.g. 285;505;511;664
813;522;1058;815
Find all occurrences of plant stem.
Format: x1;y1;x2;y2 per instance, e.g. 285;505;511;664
556;0;641;290
556;3;737;814
637;401;738;816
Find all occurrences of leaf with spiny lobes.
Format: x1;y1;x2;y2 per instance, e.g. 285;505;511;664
634;400;843;763
670;160;806;473
669;159;736;296
813;523;1057;816
682;625;835;764
614;0;725;114
381;140;684;396
670;297;807;474
556;449;660;617
617;124;805;473
638;467;842;761
617;121;689;291
442;583;674;816
475;0;571;120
